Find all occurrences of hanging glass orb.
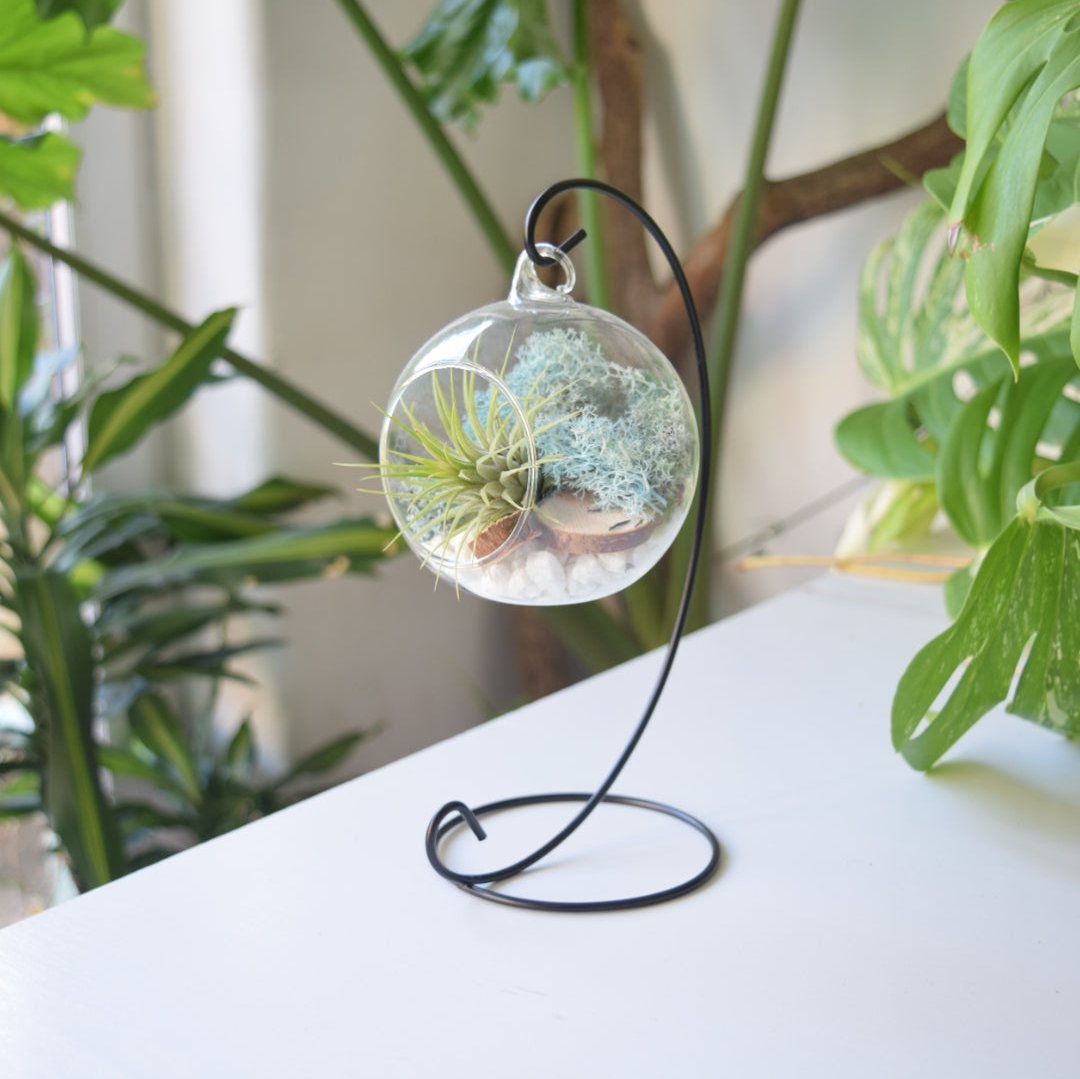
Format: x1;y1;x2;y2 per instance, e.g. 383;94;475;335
378;246;699;605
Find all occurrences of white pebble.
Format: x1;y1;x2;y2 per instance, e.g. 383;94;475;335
597;551;628;575
525;550;566;592
566;554;601;593
508;566;540;600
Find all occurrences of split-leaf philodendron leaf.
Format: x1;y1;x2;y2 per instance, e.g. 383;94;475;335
945;0;1080;373
893;462;1080;769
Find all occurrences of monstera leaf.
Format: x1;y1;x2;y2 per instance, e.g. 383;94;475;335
401;0;569;130
893;462;1080;769
936;355;1080;547
837;199;1074;487
944;0;1080;372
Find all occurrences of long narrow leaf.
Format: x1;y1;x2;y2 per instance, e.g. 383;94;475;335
82;308;235;473
15;569;126;886
95;518;399;600
0;245;37;411
128;694;200;801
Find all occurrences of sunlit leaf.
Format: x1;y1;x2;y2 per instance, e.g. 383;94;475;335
0;246;37;412
936;355;1078;546
0;132;79;209
232;475;337;515
838;199;1076;492
893;462;1080;769
95;517;399;600
947;0;1080;372
401;0;569;130
0;0;154;125
82;308;235;473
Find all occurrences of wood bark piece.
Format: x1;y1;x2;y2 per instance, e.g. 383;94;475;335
471;510;539;561
538;491;654;554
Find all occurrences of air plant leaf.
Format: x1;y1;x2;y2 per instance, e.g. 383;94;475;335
893;462;1080;769
0;131;80;210
0;0;154;125
401;0;570;130
945;0;1080;373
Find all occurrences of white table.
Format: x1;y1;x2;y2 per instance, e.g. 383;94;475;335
1;577;1078;1078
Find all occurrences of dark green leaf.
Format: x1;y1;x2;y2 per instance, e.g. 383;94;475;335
224;718;255;774
134;638;282;684
128;694;200;800
947;0;1080;372
231;475;337;515
0;0;154;124
113;799;197;836
82;308;235;473
95;517;399;600
126;845;176;871
0;246;38;412
401;0;569;130
14;569;126;885
0;131;80;210
893;464;1080;769
279;731;366;785
936;357;1077;546
97;744;190;800
100;598;281;661
34;0;122;30
835;401;936;481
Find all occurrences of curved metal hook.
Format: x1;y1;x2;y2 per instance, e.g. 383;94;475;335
426;178;717;911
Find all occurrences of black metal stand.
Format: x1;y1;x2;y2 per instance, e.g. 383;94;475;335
425;179;721;912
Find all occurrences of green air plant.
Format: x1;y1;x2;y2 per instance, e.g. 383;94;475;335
375;354;573;567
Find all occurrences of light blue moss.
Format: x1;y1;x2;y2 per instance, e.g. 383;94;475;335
493;328;693;519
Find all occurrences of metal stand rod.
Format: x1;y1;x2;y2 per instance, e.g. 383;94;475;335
426;178;720;912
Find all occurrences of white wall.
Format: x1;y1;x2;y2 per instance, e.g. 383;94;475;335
73;0;998;773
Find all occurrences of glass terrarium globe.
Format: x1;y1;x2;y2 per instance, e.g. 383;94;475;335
379;247;699;605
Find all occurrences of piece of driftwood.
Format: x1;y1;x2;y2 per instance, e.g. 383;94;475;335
471;510;539;560
537;491;654;554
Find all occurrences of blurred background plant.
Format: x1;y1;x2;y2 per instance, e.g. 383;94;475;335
3;0;1079;919
0;0;397;910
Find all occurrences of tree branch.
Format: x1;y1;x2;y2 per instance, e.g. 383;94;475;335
589;0;657;322
649;112;963;359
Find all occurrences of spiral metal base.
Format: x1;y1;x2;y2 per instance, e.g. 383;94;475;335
427;793;722;913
